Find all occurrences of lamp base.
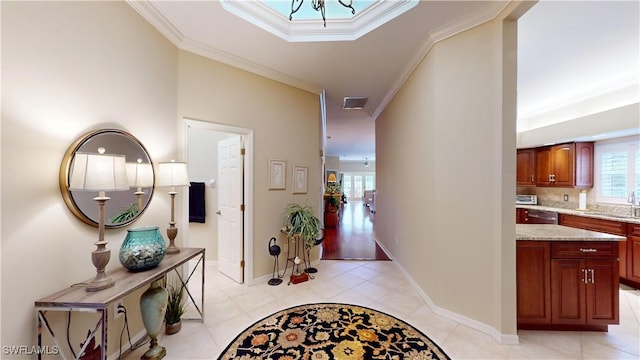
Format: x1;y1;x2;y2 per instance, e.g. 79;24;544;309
86;244;114;292
166;225;180;254
166;244;180;254
86;277;115;292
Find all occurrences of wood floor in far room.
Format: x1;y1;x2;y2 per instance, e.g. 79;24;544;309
321;200;390;261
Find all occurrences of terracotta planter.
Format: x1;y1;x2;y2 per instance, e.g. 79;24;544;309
165;320;182;335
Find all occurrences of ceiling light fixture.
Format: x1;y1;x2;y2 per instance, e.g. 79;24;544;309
289;0;356;27
364;158;369;167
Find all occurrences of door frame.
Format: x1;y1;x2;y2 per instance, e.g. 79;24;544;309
183;118;254;285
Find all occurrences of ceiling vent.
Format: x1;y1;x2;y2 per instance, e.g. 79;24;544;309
343;97;368;110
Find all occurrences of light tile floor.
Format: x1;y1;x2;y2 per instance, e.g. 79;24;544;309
129;260;640;359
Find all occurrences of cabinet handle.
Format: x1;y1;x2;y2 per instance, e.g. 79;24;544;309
579;248;597;253
581;269;587;283
531;174;534;183
588;269;595;283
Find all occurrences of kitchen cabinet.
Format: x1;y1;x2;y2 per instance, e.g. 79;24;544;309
551;242;619;327
516;149;536;186
626;224;640;284
558;213;640;287
517;240;619;330
517;241;551;324
535;142;594;188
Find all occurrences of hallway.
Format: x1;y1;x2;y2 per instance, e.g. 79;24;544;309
321;200;390;260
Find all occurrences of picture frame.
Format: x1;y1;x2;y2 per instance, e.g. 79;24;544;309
292;165;308;194
268;159;286;190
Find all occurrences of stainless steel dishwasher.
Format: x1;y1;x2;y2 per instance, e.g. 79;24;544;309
521;209;558;224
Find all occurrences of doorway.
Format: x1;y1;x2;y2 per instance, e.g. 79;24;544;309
183;118;254;284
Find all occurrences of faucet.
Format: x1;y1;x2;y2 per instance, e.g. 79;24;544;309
629;191;640;217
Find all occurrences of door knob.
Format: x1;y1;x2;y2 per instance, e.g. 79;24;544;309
216;210;221;215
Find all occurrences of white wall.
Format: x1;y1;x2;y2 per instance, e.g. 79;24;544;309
1;1;178;356
375;5;521;342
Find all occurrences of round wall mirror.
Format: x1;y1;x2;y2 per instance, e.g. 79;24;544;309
60;129;154;228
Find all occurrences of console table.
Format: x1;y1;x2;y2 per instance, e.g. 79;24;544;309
35;247;205;360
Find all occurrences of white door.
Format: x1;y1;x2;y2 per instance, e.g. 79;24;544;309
217;136;244;283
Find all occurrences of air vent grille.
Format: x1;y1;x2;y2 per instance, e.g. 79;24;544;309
343;97;368;109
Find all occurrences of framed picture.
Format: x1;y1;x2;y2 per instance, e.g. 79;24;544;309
268;159;286;190
292;165;308;194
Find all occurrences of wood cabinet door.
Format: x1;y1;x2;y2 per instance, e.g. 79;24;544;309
535;147;552;186
586;260;619;324
516;149;536;186
619;239;628;279
517;241;551;324
551;259;586;325
627;236;640;283
551;143;575;187
575;142;594;187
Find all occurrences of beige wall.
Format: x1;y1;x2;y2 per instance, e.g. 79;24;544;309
375;10;519;340
1;1;178;356
1;1;321;357
177;51;321;280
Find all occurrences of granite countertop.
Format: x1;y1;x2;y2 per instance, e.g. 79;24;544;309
516;224;627;241
516;204;640;224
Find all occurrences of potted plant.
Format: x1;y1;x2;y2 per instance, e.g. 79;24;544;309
325;194;341;212
164;281;187;335
283;203;322;250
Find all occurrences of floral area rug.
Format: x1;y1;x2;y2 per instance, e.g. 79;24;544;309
218;303;450;360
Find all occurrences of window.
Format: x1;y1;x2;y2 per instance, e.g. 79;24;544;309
595;138;640;204
341;173;375;201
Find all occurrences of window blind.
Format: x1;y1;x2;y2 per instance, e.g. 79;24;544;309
636;148;640;196
600;150;628;197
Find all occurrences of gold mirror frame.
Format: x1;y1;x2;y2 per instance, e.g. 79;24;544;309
59;129;155;228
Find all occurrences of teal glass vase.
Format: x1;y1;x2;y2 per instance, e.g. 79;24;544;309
119;226;166;272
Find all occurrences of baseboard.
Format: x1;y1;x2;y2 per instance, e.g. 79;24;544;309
379;239;519;345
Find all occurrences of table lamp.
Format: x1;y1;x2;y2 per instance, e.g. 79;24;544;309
156;160;189;254
328;173;337;183
69;147;129;292
126;159;154;211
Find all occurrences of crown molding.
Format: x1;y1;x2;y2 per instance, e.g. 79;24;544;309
126;0;183;45
127;1;322;95
180;38;323;95
372;2;510;121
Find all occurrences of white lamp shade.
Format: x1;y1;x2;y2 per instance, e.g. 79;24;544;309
126;161;154;188
156;161;189;187
69;152;130;191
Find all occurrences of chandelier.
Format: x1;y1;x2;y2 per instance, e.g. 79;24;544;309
289;0;356;27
